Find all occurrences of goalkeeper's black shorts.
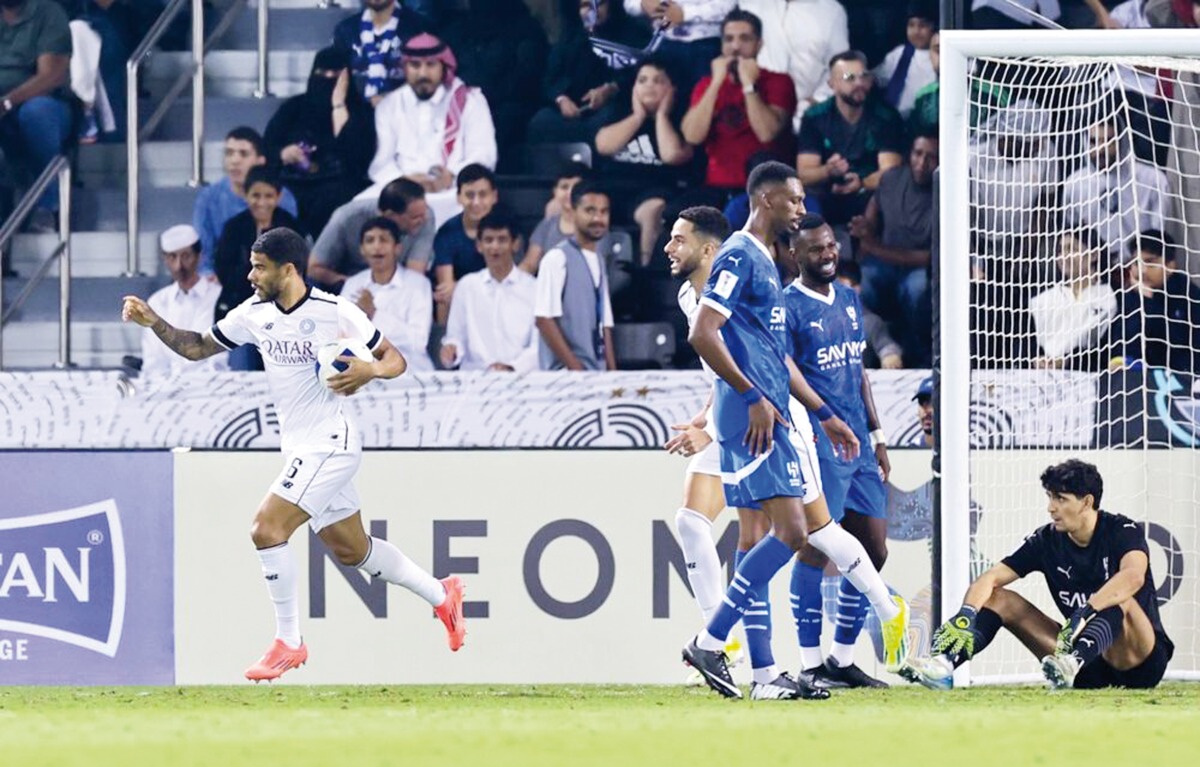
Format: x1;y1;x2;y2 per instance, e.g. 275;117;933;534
1073;631;1173;689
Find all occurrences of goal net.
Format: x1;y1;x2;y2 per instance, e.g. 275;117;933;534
939;30;1200;684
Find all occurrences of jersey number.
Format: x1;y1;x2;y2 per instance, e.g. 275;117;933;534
285;457;304;479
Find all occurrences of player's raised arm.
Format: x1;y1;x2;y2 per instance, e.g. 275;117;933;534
783;355;859;460
690;304;785;456
122;295;225;361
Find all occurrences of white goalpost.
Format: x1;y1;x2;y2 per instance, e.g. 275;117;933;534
939;29;1200;685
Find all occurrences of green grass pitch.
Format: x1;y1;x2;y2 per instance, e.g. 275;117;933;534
2;684;1198;767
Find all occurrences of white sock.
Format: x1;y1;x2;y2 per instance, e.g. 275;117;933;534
357;536;447;607
752;665;779;684
800;646;824;670
697;630;725;652
675;507;724;624
257;543;301;648
807;524;898;622
829;641;857;668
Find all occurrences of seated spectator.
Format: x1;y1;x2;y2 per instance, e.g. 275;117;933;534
908;31;939;136
968;99;1059;274
1062;114;1170;261
524;166;620;275
797;51;905;228
873;1;937;119
529;0;643;144
440;210;539;372
440;0;547;152
309;178;435;289
140;224;225;376
359;33;496;229
1029;229;1117;371
214;167;306;372
0;0;72;233
432;163;498;320
681;9;796;200
833;260;904;370
63;3;112;143
738;0;848;128
848;132;938;367
1110;230;1200;374
535;180;617;370
332;0;426;105
624;0;732;96
342;216;434;371
595;56;694;263
263;46;375;236
193;126;299;270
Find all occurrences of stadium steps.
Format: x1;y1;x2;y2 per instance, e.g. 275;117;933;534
1;320;141;369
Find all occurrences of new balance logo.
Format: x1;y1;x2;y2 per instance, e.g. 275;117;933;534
1057;566;1073;579
281;481;293;489
846;557;861;573
264;323;274;330
265;574;279;581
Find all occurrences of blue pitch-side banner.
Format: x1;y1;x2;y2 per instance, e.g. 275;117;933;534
0;452;174;684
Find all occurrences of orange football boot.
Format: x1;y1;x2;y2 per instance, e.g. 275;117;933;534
244;639;308;681
434;576;466;651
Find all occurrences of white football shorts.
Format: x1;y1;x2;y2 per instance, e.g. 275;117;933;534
269;445;362;532
789;400;823;504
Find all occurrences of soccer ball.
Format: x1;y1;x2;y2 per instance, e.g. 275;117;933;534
315;339;374;386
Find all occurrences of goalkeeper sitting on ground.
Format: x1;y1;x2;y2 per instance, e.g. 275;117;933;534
901;459;1173;690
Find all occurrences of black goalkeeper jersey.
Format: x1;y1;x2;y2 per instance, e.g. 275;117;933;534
1002;510;1173;655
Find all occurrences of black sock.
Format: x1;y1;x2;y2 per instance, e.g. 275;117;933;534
1071;605;1125;666
951;607;1004;667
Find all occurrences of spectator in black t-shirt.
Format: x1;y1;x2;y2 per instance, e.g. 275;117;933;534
848;131;937;367
796;50;906;227
595;56;694;264
1110;230;1200;375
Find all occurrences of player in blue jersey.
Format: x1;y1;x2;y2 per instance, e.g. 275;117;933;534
901;459;1173;690
681;161;911;700
785;215;892;689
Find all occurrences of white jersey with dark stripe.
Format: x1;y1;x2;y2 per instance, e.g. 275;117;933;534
678;280;716;383
211;287;382;453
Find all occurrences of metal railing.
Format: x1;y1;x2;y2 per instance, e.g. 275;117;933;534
254;0;272;99
125;0;255;276
0;156;74;370
126;0;201;277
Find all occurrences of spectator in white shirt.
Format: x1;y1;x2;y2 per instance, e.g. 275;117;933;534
440;211;538;372
1029;228;1118;370
535;180;618;371
873;1;938;119
738;0;848;130
140;225;226;376
1062;115;1170;262
341;216;434;371
357;33;497;228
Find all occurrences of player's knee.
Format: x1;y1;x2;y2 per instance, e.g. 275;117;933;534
249;519;286;549
331;544;363;567
775;527;808;551
983;586;1017;616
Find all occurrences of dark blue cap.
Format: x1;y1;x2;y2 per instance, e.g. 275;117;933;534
913;376;933;401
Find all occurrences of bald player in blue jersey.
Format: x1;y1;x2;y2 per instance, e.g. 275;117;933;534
785;215;893;689
681;162;911;700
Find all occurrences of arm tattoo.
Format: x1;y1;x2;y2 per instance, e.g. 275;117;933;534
151;319;223;361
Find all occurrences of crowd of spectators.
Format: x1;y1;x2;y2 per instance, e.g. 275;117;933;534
2;0;1198;377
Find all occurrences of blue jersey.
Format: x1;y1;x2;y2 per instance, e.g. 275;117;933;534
784;281;870;440
701;231;791;443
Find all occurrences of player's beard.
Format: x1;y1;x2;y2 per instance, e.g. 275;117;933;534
804;262;837;286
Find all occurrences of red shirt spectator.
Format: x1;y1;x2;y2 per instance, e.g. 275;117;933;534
681;9;796;191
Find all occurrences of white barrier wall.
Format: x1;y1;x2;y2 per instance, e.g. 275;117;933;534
173;450;942;685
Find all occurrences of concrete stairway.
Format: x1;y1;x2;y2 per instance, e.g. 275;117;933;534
2;1;342;368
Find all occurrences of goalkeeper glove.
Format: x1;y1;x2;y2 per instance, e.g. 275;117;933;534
932;605;978;660
1057;604;1097;654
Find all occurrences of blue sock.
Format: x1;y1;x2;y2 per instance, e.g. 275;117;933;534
833;577;869;646
735;551;774;670
790;560;824;651
704;535;792;657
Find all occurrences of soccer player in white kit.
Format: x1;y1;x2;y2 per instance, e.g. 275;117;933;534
122;228;465;681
